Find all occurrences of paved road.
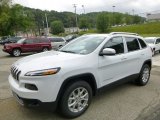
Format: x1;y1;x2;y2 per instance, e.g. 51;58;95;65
1;45;160;120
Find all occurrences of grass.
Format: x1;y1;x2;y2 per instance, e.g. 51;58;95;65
77;22;160;37
111;22;160;35
140;34;160;37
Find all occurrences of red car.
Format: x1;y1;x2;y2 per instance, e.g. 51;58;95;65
3;38;52;57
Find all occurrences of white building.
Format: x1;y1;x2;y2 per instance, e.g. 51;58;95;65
65;27;80;33
147;13;160;21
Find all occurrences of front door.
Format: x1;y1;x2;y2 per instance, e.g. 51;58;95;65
22;39;35;52
98;36;127;87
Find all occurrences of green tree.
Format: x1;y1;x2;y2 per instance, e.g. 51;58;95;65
132;15;142;24
51;20;64;35
0;0;12;36
96;13;109;33
79;17;89;30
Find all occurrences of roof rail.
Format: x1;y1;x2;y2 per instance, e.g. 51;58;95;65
110;32;139;36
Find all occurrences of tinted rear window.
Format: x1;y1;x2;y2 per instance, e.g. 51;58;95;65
138;38;147;48
39;39;50;43
49;38;64;42
125;37;140;52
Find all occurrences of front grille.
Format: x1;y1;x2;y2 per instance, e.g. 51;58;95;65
11;66;21;81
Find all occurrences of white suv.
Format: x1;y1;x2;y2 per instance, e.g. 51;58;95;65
9;32;152;118
144;37;160;55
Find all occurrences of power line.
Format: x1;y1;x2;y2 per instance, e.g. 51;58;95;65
73;4;78;32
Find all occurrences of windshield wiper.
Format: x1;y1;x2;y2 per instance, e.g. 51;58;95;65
60;50;76;54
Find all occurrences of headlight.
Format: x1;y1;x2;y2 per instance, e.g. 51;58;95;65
25;68;60;76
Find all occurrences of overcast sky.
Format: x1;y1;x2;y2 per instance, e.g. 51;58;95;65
13;0;160;16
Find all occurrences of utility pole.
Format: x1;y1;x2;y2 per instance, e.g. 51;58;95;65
45;13;49;36
112;6;116;26
73;4;78;32
82;5;85;14
132;9;135;16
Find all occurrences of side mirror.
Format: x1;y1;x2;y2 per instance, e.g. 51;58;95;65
23;41;27;44
100;48;116;56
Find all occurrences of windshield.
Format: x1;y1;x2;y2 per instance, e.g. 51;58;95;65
144;38;155;44
60;35;106;55
17;38;25;43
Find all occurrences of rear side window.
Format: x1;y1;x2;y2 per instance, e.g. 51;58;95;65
138;38;147;48
39;39;49;43
25;39;34;44
50;38;64;42
125;37;140;52
104;37;124;54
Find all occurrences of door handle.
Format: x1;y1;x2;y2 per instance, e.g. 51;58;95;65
141;53;145;56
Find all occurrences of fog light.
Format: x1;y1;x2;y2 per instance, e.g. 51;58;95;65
25;84;38;91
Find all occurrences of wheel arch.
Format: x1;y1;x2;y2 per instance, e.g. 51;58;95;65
142;59;152;70
12;47;22;51
56;73;97;103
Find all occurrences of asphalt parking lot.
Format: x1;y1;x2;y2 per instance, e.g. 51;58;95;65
1;45;160;120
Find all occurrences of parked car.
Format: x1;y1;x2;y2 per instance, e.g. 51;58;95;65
47;37;66;49
65;34;78;42
8;32;152;118
0;36;23;45
144;37;160;55
3;38;52;56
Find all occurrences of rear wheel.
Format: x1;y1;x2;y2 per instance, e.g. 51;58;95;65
59;45;63;49
12;49;21;57
136;64;151;86
60;81;92;118
42;47;48;52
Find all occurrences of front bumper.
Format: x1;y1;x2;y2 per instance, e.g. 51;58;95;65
3;48;12;53
8;74;61;103
12;91;57;111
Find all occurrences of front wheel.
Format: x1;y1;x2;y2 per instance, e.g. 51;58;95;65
60;81;92;118
12;49;21;57
136;64;151;86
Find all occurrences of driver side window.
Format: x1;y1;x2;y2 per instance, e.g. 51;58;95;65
103;37;124;54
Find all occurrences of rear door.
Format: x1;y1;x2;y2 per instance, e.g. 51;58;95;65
34;38;42;51
123;37;142;75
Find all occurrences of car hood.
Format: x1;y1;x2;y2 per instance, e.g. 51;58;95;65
13;51;84;72
5;43;20;46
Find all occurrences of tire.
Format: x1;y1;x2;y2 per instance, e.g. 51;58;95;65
153;49;155;56
60;81;92;118
42;47;48;52
12;49;21;57
136;64;151;86
59;45;63;49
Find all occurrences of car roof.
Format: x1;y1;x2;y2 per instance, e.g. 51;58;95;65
48;37;63;38
144;37;157;39
82;33;141;38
